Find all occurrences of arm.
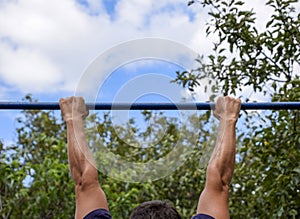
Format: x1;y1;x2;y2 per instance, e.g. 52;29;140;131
60;97;109;219
196;96;241;219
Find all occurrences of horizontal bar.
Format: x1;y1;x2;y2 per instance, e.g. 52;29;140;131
0;102;299;110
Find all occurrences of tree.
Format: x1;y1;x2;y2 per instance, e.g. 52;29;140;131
230;82;300;218
0;95;215;219
0;96;75;219
1;0;299;218
179;0;300;95
177;0;300;218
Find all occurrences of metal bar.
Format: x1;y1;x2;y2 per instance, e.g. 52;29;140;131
0;102;299;110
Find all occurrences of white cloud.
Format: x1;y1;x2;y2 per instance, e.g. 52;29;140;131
115;0;153;27
0;0;278;98
0;43;62;92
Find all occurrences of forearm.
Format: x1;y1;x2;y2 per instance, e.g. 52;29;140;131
60;97;109;218
66;119;96;184
208;118;237;186
196;97;240;218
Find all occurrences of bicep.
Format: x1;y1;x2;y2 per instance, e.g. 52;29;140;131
196;166;230;219
196;187;229;219
75;165;109;219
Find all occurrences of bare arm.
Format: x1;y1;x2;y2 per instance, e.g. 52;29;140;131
196;96;241;219
60;97;108;219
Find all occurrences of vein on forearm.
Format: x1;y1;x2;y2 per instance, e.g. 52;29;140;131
209;119;236;185
66;119;92;181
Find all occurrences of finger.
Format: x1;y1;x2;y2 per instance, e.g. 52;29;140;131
213;110;220;120
85;110;89;118
75;96;84;106
234;98;242;109
59;98;65;106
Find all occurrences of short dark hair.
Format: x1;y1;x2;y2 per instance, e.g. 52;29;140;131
130;200;181;219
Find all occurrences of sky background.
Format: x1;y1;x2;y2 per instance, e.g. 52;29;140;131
0;0;298;145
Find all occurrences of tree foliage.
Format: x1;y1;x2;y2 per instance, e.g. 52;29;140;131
178;0;300;95
231;83;300;218
1;95;214;219
181;0;300;218
0;96;75;219
1;0;299;218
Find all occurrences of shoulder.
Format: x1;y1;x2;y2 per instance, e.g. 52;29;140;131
191;213;215;219
83;209;112;219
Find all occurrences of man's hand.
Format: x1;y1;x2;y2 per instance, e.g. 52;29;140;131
213;96;241;121
59;96;89;122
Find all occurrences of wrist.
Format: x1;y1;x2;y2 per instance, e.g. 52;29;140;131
219;118;238;124
65;116;84;123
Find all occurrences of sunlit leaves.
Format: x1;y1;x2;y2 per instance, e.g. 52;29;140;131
177;0;300;95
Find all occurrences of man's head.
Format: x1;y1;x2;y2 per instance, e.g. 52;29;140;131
130;200;181;219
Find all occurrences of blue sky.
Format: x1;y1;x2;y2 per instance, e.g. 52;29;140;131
0;0;292;146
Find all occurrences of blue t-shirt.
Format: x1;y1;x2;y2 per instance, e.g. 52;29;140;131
84;209;214;219
191;214;215;219
84;209;112;219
